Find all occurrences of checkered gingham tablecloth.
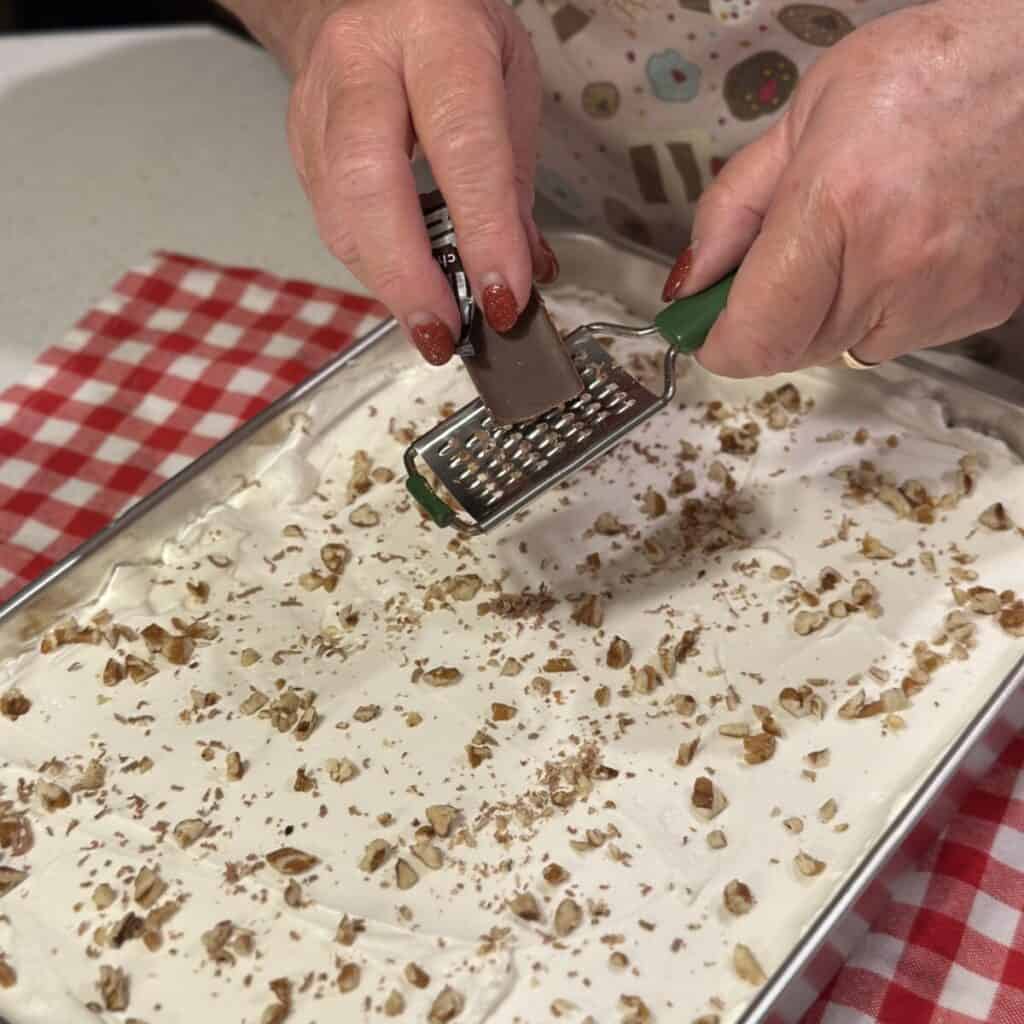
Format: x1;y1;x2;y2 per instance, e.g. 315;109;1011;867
0;252;1021;1022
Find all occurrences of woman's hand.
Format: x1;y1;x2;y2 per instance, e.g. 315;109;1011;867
663;0;1024;377
284;0;553;364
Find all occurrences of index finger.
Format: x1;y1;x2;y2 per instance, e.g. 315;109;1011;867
309;73;461;364
405;33;533;332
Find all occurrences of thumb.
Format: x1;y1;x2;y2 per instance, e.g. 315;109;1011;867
662;119;792;301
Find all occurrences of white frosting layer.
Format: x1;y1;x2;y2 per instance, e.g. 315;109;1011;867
2;288;1023;1024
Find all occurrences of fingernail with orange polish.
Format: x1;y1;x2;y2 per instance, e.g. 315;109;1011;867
535;237;560;285
662;243;697;303
408;314;454;366
481;276;520;332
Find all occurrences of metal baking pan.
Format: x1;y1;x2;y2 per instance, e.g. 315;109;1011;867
1;231;1022;1023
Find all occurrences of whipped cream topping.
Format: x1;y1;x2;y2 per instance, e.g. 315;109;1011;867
1;288;1023;1024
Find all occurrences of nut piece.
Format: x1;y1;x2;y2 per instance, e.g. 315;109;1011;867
692;776;728;820
335;914;365;946
448;573;483;601
320;542;351;574
239;687;269;715
102;659;125;686
92;882;116;910
999;600;1024;637
793;611;827;636
733;944;767;986
594;512;624;536
429;986;465;1023
544;657;575;673
619;995;652;1023
837;690;866;719
353;704;380;723
422;666;462;687
425;804;458;838
260;1005;288;1024
134;866;167;909
98;965;130;1011
326;758;359;784
979;502;1014;531
571;594;604;629
337;962;361;993
631;665;660;695
0;688;31;721
225;751;244;781
359;838;391;873
490;702;517;722
553;898;582;937
508;892;542;921
779;685;826;719
742;733;776;765
412;841;444;870
38;780;71;812
707;830;728;850
240;647;261;667
543;863;569;885
395;858;419;890
861;534;895;560
818;798;838;823
0;961;15;989
641;486;667;518
404;963;430;989
349;503;380;528
723;880;755;916
173;818;207;849
676;737;700;767
795;851;827;877
606;636;632;669
383;989;406;1017
266;847;320;876
718;722;750;739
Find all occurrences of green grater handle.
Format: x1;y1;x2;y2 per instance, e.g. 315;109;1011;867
653;270;736;355
406;471;457;528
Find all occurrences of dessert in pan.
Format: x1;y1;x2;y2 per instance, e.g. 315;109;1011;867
1;285;1023;1024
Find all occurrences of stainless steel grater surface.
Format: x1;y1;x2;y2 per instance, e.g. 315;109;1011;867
403;270;738;533
404;326;676;532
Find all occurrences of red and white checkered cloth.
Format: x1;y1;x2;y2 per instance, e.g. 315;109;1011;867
0;251;384;597
1;252;1021;1022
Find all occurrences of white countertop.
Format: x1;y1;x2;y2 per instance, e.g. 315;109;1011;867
0;25;578;386
1;26;357;384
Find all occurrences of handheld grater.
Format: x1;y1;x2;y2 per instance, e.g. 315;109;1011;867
404;272;736;533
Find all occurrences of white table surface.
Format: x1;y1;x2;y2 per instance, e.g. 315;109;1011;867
0;27;366;385
0;25;578;385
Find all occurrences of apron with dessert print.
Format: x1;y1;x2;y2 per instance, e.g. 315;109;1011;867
513;0;916;256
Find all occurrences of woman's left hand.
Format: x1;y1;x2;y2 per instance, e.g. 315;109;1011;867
663;0;1024;377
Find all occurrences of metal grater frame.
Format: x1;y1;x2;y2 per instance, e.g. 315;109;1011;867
404;322;675;532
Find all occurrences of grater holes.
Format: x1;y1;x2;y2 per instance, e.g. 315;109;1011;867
563;422;594;441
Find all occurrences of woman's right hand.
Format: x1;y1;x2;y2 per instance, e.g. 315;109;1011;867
285;0;555;365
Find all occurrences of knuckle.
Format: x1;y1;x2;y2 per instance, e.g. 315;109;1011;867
320;226;359;269
694;179;741;224
813;170;871;230
333;148;386;197
714;309;803;377
738;311;805;375
363;260;410;305
975;273;1022;328
747;330;803;376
